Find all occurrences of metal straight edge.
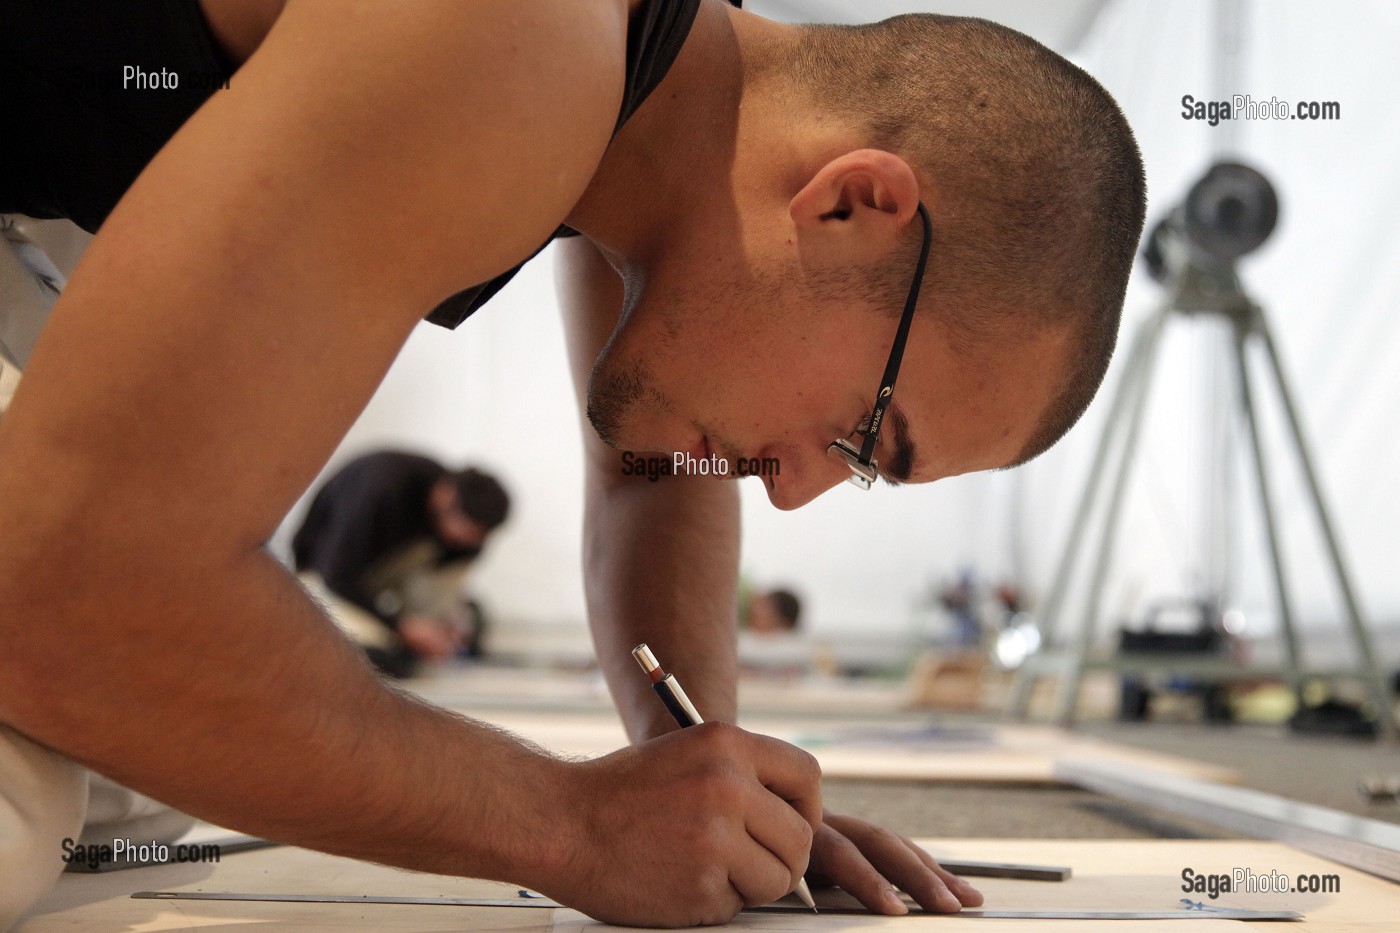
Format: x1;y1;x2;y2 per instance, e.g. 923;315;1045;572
933;859;1071;882
1057;758;1400;883
130;892;1300;919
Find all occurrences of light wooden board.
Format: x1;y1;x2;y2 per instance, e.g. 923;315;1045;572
460;710;1242;786
407;666;919;719
23;838;1396;931
22;846;536;933
920;839;1399;931
552;908;1244;933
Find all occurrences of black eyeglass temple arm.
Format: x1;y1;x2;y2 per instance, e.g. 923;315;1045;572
858;201;932;464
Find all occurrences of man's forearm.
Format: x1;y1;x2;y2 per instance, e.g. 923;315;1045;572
0;546;570;887
583;471;741;743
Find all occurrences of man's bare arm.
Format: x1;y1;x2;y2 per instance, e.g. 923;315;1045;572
0;0;627;888
0;8;826;922
555;238;985;918
556;236;742;742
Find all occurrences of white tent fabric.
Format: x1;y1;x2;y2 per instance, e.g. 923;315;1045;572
1024;0;1400;658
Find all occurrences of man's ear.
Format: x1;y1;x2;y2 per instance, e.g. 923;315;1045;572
789;150;921;262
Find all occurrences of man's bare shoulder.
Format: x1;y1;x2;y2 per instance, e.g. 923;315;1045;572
215;0;632;297
0;1;635;553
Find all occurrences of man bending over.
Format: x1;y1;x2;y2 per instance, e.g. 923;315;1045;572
0;1;1144;926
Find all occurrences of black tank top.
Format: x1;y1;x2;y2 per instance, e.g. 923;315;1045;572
0;0;740;329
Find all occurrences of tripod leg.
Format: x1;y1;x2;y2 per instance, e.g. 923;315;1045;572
1231;321;1306;709
1007;305;1165;719
1252;310;1395;738
1050;307;1171;726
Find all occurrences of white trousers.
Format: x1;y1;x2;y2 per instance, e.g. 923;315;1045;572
0;215;89;369
0;724;86;930
0;725;196;930
0;216;194;930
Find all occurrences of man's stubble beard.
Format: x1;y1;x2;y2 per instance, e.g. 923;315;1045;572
586;355;659;448
584;265;761;450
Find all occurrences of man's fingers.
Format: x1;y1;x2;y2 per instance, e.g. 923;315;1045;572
744;789;815;894
822;815;973;913
807;823;910;915
852;827;960;912
726;727;823;829
905;837;984;907
729;839;803;908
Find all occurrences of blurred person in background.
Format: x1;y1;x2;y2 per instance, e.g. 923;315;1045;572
745;587;803;636
293;450;510;677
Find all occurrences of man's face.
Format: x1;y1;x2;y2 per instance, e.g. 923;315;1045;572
748;593;794;635
428;481;491;550
586;245;1070;509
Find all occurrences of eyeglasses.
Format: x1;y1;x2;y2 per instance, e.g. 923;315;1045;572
827;201;932;490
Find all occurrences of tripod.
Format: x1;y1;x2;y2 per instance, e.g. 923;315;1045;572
1006;221;1395;738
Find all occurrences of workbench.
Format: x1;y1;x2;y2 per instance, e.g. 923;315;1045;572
22;837;1397;930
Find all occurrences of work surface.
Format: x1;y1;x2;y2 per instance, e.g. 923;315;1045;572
406;666;1241;786
437;709;1242;787
407;666;917;720
24;838;1397;931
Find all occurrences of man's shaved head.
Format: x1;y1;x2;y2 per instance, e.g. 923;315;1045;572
785;15;1147;464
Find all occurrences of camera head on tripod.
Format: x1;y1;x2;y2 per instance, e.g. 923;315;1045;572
1144;162;1280;284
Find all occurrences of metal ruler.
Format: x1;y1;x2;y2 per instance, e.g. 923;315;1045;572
932;859;1070;882
132;891;1302;919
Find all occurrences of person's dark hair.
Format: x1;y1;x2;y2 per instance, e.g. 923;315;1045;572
786;15;1147;465
453;468;510;529
765;588;803;630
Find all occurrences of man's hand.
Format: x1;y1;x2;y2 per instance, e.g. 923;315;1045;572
397;613;462;660
555;237;980;921
542;723;822;927
807;810;984;914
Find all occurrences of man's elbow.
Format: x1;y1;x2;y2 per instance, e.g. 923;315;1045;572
0;552;81;727
0;509;178;679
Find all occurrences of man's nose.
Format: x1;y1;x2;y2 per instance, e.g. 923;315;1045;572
765;450;853;510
